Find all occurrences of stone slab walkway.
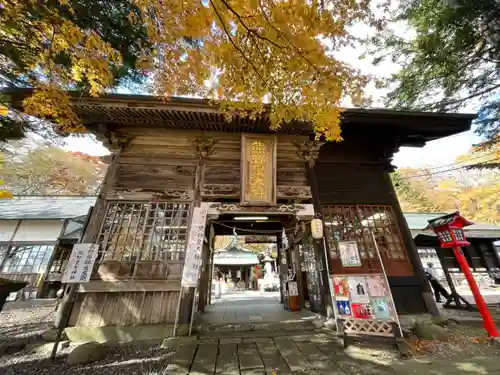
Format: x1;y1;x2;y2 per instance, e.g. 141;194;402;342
163;333;500;374
202;291;317;325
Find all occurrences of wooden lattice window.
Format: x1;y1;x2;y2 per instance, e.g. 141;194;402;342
98;201;191;262
323;205;407;261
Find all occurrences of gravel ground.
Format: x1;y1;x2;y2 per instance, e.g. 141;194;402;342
0;302;173;375
0;304;57;349
0;343;173;375
406;323;499;360
1;301;498;374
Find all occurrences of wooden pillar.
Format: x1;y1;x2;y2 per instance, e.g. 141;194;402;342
208;245;215;305
56;152;120;328
292;222;307;308
382;172;439;316
475;241;491;272
178;136;216;324
198;242;210;312
277;236;285;302
299;141;335;319
435;246;462;307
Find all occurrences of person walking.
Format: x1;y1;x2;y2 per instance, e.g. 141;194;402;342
425;262;449;303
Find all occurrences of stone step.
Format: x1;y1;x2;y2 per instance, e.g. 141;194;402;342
197;317;325;334
161;329;337;349
199;328;329;341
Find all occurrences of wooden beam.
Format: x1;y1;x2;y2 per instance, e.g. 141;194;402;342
178;136;216;325
77;280;181;293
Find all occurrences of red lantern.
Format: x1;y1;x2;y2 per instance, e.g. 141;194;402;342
425;212;473;248
425;212;499;338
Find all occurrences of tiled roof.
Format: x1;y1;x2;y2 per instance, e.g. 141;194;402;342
0;196;96;220
404;212;500;231
405;212;500;243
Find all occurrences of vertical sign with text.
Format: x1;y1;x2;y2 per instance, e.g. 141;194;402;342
61;243;99;283
181;203;209;287
241;134;277;206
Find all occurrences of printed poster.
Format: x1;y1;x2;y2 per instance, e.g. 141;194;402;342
371;298;391;321
339;241;362;267
288;281;299;296
348;276;369;303
332;276;349;298
336;300;352;317
366;275;386;297
351;303;373;319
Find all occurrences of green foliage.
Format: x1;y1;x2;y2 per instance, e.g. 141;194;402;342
374;0;500;142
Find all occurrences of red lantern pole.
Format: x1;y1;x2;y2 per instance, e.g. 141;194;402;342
452;246;499;337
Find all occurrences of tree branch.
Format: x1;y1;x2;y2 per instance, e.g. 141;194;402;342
209;0;267;86
257;0;322;75
429;82;500;110
218;0;286;50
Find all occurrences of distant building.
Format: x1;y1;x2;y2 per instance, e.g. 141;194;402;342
0;196;95;299
405;212;500;283
2;199;498;300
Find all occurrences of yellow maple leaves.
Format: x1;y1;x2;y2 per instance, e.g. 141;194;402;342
2;0;122;134
5;0;378;140
132;0;376;140
0;153;13;200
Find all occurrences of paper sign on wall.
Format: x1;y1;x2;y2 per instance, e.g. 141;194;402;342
288;281;299;296
61;243;99;283
339;241;362;267
349;276;369;303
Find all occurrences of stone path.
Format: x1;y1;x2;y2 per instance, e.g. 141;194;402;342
163;332;500;374
203;291;317;325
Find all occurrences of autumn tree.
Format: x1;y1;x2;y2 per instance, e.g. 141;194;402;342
373;0;500;146
3;147;106;195
1;0;383;141
393;146;500;224
0;0;150;139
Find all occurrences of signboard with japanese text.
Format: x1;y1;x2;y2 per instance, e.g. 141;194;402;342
332;273;400;337
339;241;362;267
61;243;99;283
181;203;209;287
240;134;277;206
332;274;396;322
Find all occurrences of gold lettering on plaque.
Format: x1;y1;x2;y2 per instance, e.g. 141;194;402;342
249;140;266;200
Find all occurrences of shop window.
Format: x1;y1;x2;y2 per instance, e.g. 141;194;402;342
98;201;191;262
323;205;407;261
1;244;54;273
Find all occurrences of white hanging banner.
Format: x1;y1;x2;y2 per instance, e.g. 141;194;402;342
61;243;99;283
181;203;209;287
